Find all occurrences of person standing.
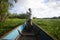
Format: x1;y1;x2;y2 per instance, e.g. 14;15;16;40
25;8;33;32
27;8;33;25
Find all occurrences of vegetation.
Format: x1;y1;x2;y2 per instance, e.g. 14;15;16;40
52;16;60;19
0;0;60;40
43;16;60;19
0;19;26;37
0;0;17;22
33;19;60;40
8;13;28;19
8;13;37;19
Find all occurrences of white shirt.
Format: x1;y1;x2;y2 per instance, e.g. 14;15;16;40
27;11;33;19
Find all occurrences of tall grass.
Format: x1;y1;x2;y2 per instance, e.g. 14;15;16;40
33;19;60;40
0;19;26;37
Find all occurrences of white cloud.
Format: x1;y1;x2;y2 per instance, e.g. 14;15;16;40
10;0;60;18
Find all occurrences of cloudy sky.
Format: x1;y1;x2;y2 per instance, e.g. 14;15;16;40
9;0;60;18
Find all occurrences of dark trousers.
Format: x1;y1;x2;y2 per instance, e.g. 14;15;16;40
25;19;32;32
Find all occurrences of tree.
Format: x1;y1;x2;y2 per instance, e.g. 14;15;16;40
0;0;17;22
16;13;28;19
8;13;28;19
33;17;36;19
8;13;18;18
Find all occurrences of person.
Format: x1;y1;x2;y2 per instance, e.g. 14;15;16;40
25;8;33;32
27;8;32;25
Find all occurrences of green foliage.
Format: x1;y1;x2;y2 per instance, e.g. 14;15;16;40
14;0;17;2
0;0;17;22
18;13;28;19
33;17;37;19
0;19;26;37
33;19;60;40
8;13;28;19
0;0;8;14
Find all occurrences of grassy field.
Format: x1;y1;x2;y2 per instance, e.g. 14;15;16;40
33;19;60;40
0;19;26;37
0;18;60;40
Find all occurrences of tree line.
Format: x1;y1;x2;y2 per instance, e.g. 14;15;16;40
8;13;37;19
43;16;60;19
8;13;28;19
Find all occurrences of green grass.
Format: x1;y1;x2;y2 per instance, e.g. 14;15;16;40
0;18;60;40
0;19;26;37
33;19;60;40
